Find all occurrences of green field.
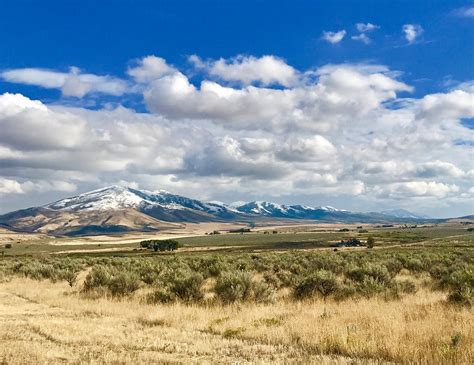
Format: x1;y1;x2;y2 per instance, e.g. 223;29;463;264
2;224;472;256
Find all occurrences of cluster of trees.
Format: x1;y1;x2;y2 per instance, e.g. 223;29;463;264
335;236;375;248
140;239;179;252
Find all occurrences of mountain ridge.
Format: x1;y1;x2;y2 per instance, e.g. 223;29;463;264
0;185;439;235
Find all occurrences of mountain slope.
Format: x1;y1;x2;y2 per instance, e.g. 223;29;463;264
0;185;436;235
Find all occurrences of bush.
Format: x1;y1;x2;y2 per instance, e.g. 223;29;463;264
147;288;174;304
448;287;472;307
83;266;111;292
293;270;339;300
170;271;204;302
444;269;473;307
252;281;276;303
346;263;393;285
5;244;12;249
83;266;140;297
355;276;386;297
387;280;418;299
366;236;375;248
215;271;253;304
60;269;79;287
108;272;140;297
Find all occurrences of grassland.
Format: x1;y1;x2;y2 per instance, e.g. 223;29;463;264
0;223;473;364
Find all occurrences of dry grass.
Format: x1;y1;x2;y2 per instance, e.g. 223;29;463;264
0;277;472;364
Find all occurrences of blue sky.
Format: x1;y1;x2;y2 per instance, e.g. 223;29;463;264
0;0;473;217
1;0;472;100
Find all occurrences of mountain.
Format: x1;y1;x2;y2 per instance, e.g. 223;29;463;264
0;185;434;236
379;209;430;220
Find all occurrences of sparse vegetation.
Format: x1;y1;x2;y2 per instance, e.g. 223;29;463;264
367;236;375;248
0;224;472;363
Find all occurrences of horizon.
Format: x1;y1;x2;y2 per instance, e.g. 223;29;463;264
1;183;455;219
0;0;473;218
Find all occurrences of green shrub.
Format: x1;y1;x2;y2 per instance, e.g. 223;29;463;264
215;271;253;304
83;266;111;292
444;269;473;307
252;281;276;303
366;236;375;248
346;263;393;285
108;272;140;297
293;270;339;300
355;276;386;297
166;270;204;303
60;269;79;287
447;287;472;307
386;280;418;299
147;288;174;304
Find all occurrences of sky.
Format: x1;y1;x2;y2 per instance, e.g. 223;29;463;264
0;0;473;218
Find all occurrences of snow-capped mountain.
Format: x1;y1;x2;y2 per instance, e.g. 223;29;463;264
0;185;434;235
233;201;347;219
46;185;235;217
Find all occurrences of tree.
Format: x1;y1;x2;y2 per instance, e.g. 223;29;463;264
139;239;180;252
367;236;375;249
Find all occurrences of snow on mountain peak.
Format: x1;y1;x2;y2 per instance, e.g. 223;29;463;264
46;185;147;211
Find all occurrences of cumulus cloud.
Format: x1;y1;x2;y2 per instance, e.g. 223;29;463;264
419;90;474;120
382;181;459;199
0;55;473;216
189;55;299;87
322;30;346;44
127;55;176;83
1;67;128;97
143;64;412;132
0;178;23;194
356;23;379;32
402;24;423;43
0;177;75;194
352;23;379;44
276;136;337;162
0;93;88;150
352;33;371;44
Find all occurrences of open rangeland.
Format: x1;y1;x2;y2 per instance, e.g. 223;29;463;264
0;224;472;364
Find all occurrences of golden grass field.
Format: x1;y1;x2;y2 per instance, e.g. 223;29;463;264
0;275;472;364
1;222;473;364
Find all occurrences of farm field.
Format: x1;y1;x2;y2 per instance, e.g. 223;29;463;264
0;223;473;364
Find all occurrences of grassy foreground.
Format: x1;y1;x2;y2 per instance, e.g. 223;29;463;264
0;277;471;364
0;226;473;363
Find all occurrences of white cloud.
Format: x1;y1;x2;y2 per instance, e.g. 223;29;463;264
0;178;23;194
1;67;128;97
356;23;379;32
454;6;474;17
277;136;337;162
0;55;473;216
452;80;474;93
352;33;371;44
189;55;299;87
143;64;412;132
0;93;88;150
382;181;459;199
0;177;75;194
127;55;176;83
322;30;346;44
402;24;423;44
21;180;77;193
419;90;474;120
